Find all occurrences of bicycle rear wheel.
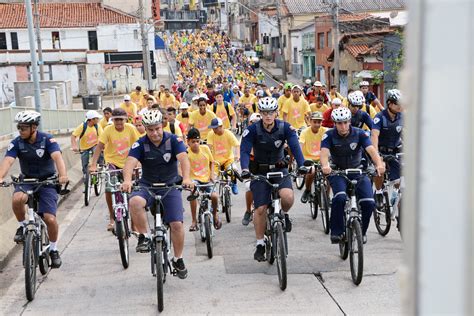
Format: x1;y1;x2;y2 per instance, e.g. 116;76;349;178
339;236;349;260
155;240;164;312
204;214;213;259
116;218;130;269
24;231;37;301
349;220;364;285
222;187;231;223
38;224;50;275
275;222;287;291
374;192;391;236
84;172;91;206
320;186;330;235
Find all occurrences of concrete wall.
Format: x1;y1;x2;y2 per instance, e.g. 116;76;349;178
51;64;80;97
339;50;363;89
0;66;17;105
14;81;72;108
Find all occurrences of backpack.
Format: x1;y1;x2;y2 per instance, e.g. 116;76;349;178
252;102;256;113
169;122;176;134
212;101;231;120
79;122;98;140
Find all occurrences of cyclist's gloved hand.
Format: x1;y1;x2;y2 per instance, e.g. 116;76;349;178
241;169;251;180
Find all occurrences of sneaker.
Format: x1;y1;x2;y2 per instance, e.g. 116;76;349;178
301;190;311;203
50;250;62;268
231;183;239;195
242;211;252;226
375;193;384;208
363;235;367;244
13;226;25;243
284;214;292;232
254;244;266;262
136;234;151;253
330;234;343;244
171;258;188;279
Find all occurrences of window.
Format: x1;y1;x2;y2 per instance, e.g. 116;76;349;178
52;31;60;49
0;33;6;49
327;30;332;48
293;47;298;64
11;32;18;50
318;32;325;49
283;35;286;48
134;29;139;39
88;31;98;50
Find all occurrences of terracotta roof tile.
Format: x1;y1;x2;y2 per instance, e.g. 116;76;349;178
346;44;370;58
0;3;137;29
284;0;406;15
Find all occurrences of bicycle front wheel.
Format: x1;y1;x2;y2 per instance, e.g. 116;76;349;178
374;192;391;236
320;186;330;235
275;222;287;291
38;224;50;275
155;240;164;312
309;191;318;220
349;220;364;285
204;214;213;259
224;187;232;223
116;218;129;269
24;232;37;301
93;173;103;196
295;174;305;190
84;172;91;206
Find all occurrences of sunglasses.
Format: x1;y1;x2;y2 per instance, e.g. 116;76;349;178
260;111;276;116
17;125;31;131
335;121;350;125
112;118;125;121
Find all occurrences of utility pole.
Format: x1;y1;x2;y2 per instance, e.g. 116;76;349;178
332;0;340;89
276;0;287;80
139;0;153;90
33;0;45;80
25;0;42;118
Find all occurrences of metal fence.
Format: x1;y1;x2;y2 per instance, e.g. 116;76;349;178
0;107;87;139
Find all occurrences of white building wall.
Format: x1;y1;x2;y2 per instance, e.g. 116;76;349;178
51;64;79;97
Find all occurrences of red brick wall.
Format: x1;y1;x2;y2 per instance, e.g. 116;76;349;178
315;15;333;85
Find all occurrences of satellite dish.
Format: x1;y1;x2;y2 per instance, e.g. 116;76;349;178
389;11;398;19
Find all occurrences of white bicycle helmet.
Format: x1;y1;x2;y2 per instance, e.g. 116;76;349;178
387;89;402;103
255;90;265;97
359;81;370;87
331;107;352;122
15;110;41;125
257;97;278;112
141;110;163;126
348;90;365;107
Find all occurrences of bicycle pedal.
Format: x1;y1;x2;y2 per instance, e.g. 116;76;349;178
171;269;178;277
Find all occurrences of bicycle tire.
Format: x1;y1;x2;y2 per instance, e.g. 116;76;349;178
224;187;231;223
155;240;164;312
309;190;318;220
397;196;402;235
339;234;349;260
295;174;305;190
204;214;213;259
199;211;206;242
275;222;287;291
349;220;364;285
320;186;330;235
116;218;129;269
374;192;391;236
24;231;37;301
94;173;102;196
84;172;91;206
38;225;50;275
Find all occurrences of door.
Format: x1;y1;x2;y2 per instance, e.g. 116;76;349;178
339;71;348;96
77;65;87;96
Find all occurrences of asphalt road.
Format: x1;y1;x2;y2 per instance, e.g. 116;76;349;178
0;176;402;315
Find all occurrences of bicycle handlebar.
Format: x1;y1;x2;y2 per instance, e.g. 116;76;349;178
0;176;70;195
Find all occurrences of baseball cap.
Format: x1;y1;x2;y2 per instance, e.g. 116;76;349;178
313;81;322;87
310;112;324;120
331;97;342;105
208;118;223;129
249;113;262;123
179;102;189;109
111;108;127;118
292;85;303;91
123;95;131;101
187;127;201;140
284;82;293;90
85;110;102;120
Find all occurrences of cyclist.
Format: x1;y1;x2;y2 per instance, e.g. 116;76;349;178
329;84;344;101
160;87;177;109
277;83;293;119
130;85;143;104
71;110;104;182
239;86;257;115
310;95;329;114
121;110;193;279
371;89;403;207
211;91;237;130
206;118;240;195
89;108;140;231
347;91;373;131
241;113;261;226
177;102;191;134
186;128;220;231
188;96;217;139
299;112;327;203
163;108;184;137
119;95;138;123
320;107;385;244
322;97;342;128
99;107;112;129
303;79;312;96
0;111;68;268
282;85;311;130
359;81;384;112
240;97;307;261
133;115;146;137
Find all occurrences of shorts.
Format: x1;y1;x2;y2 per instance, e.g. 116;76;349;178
105;164;123;193
386;158;401;181
14;184;58;216
250;170;292;208
130;187;184;224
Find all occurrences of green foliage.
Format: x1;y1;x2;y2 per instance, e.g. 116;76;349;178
370;70;384;85
387;30;404;83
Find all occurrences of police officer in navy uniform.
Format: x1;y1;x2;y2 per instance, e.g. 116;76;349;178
240;97;307;262
371;89;403;208
0;110;68;268
320;107;385;244
121;110;193;280
348;90;373;130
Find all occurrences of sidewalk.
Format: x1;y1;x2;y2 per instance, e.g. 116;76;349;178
260;59;306;86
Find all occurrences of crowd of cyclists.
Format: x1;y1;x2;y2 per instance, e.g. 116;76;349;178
0;26;403;293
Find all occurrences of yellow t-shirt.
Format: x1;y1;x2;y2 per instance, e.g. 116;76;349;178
239;94;258;114
299;126;327;161
99;117;110;130
277;95;292;119
310;103;329;114
213;102;236;129
119;102;138;123
160;94;176;109
282;98;311;129
206;129;240;165
129;91;143;104
361;104;377;118
188;110;217;139
188;145;214;183
177;113;190;133
163;121;183;137
72;122;103;151
99;123;140;168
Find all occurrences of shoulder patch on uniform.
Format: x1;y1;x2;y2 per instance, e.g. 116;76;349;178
322;133;328;141
7;142;14;151
242;129;249;138
373;117;380;124
177;137;183;142
274;140;282;148
131;142;140;149
350;142;357;150
36;149;45;158
396;126;402;133
289;126;296;131
49;138;57;143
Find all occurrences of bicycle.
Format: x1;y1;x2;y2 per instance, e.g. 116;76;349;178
75;149;104;206
329;168;376;285
248;171;298;291
304;161;331;234
191;182;218;259
0;176;69;301
373;153;404;236
216;162;241;223
289;128;306;190
134;183;189;312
